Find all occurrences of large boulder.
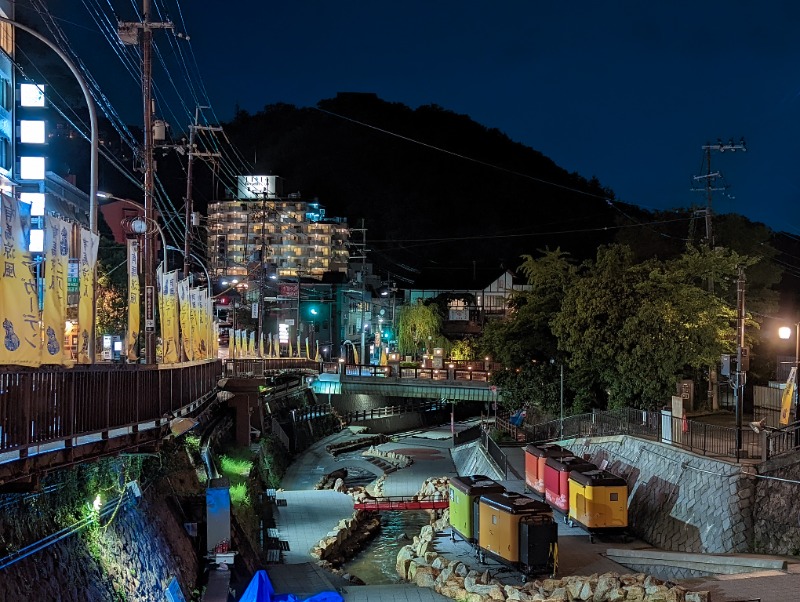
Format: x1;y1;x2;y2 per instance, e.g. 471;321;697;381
396;545;416;579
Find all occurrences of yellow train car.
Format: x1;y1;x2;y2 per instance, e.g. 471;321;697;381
568;468;628;538
448;475;505;543
478;491;557;577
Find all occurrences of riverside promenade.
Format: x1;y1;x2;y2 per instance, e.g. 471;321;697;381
260;421;800;602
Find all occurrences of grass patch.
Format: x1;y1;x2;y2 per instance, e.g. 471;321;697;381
218;446;255;509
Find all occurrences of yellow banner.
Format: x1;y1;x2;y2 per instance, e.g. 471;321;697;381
190;287;202;359
77;228;99;364
780;367;796;425
197;287;209;359
177;279;192;360
161;270;180;363
0;194;41;367
126;239;140;362
42;215;71;365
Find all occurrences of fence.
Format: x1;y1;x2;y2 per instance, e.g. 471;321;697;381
480;430;508;477
223;358;319;377
340;398;447;424
510;406;796;462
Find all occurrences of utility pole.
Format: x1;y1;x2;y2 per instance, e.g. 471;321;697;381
358;221;367;365
183;106;221;280
692;137;746;408
734;266;746;461
120;1;173;364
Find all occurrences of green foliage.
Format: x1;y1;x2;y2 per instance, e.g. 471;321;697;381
95;240;128;336
256;435;290;489
552;244;753;409
229;482;252;507
184;434;201;456
450;338;477;361
397;301;443;358
491;362;563;415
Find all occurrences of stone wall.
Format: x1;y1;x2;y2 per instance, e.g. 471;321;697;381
565;436;754;554
451;440;504;481
751;451;800;554
0;487;199;602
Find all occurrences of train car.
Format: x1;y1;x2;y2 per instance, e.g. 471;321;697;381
567;468;628;538
477;491;558;578
543;456;596;513
524;443;571;496
448;475;506;543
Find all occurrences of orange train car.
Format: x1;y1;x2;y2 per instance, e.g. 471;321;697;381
524;443;571;496
543;456;595;513
477;491;558;577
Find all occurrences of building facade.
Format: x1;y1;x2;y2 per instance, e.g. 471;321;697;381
207;175;349;281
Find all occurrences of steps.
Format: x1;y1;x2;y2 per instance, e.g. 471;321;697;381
364;456;397;474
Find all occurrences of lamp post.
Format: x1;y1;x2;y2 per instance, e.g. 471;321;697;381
3;16;99;362
551;358;565;440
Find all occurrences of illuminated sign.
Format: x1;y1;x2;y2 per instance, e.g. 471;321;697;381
236;175;281;199
20;192;45;216
19;120;45;144
19;156;45;180
278;323;290;344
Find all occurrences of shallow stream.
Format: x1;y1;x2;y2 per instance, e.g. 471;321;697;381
343;511;432;584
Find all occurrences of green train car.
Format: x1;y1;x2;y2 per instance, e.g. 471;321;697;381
448;475;506;543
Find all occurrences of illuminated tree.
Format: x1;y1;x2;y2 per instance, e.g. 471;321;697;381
397;301;443;359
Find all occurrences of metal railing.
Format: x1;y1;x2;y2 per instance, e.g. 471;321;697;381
507;407;798;463
0;360;221;484
339;398;447;424
223;358;319;377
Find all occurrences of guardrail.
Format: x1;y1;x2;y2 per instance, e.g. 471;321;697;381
223;358;319;377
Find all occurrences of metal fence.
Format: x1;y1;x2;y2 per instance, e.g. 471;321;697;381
481;430;508;477
516;406;796;462
340;398;447;424
224;358;319;377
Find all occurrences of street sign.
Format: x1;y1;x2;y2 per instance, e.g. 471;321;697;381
145;286;155;330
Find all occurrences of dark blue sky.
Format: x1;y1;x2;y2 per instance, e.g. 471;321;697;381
40;1;800;233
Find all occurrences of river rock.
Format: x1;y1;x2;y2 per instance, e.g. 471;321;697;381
431;556;449;570
685;593;710;602
396;545;416;579
414;565;438;588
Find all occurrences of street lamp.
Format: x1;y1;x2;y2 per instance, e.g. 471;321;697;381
551;358;565;440
778;324;799;427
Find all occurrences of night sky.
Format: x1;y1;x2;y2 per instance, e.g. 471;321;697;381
27;1;800;233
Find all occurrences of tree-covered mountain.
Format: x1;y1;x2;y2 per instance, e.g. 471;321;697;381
222;93;630;288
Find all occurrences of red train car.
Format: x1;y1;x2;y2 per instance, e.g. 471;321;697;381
543;455;596;512
524;443;571;496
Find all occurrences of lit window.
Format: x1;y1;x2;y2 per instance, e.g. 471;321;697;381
20;83;45;107
29;228;44;252
491;514;498;525
20;192;45;216
20;156;45;180
19;120;46;144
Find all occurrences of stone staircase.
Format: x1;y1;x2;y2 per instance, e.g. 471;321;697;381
364;456;397;474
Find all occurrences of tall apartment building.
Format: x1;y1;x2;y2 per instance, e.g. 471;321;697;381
207;175;349;280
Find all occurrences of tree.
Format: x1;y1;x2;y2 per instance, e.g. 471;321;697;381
552;244;756;409
397;301;443;359
479;248;575;367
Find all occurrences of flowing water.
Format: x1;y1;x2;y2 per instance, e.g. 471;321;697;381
343;511;432;584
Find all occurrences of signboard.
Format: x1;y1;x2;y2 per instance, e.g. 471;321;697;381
252;302;258;319
279;283;299;298
145;285;155;330
164;577;187;602
236;175;279;199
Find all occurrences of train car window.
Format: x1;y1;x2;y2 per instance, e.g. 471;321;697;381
610;493;618;501
492;515;498;525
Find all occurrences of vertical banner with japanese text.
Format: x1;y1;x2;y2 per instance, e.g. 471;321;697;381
196;287;209;359
126;239;140;362
0;194;41;366
177;278;192;361
161;270;180;363
190;287;202;359
42;215;70;365
77;228;99;364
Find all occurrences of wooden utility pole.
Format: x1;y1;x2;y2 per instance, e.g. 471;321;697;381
183;106;221;280
120;1;173;364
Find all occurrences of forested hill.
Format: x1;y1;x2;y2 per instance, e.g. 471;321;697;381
222;92;633;288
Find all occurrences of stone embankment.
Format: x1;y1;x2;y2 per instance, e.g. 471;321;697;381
362;446;413;468
394;476;712;602
396;523;711;602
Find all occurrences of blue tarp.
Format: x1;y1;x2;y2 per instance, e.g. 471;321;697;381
239;570;343;602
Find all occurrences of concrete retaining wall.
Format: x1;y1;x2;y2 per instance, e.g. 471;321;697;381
564;436;754;554
450;440;504;482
